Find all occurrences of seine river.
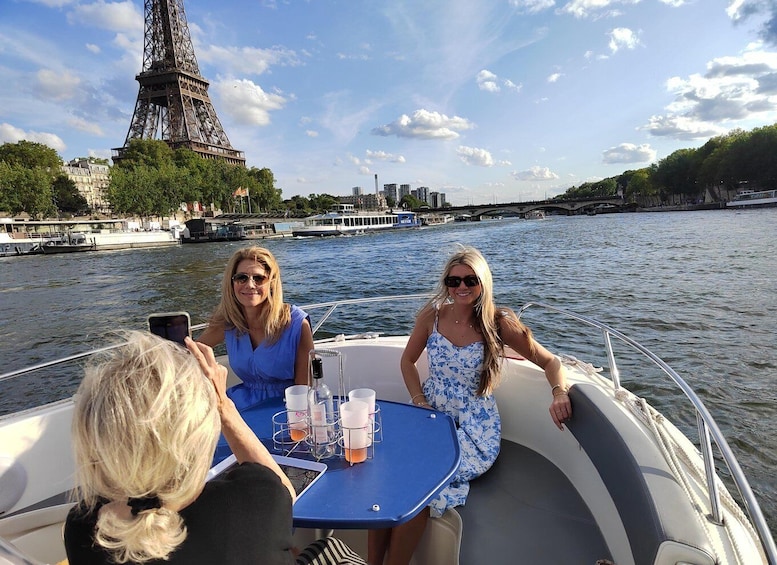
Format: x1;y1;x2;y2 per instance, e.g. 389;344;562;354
1;208;776;532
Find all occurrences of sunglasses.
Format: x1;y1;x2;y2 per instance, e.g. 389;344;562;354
444;275;480;288
231;273;269;285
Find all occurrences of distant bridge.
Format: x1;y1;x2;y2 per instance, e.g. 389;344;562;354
423;196;628;218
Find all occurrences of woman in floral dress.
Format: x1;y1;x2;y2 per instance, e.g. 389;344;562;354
367;245;572;565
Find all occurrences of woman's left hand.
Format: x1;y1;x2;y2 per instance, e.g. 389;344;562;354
185;337;229;407
549;392;572;430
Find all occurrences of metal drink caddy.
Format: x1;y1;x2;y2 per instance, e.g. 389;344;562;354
272;348;382;464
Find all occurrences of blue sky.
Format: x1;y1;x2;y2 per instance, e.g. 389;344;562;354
2;0;777;205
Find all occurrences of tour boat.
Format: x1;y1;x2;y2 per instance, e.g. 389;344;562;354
292;204;421;237
726;189;777;208
0;218;180;256
0;295;774;564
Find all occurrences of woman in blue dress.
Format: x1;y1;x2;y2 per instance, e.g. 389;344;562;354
368;245;572;565
198;246;315;409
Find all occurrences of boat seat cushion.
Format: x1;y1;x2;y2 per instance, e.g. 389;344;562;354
457;439;610;564
567;384;715;565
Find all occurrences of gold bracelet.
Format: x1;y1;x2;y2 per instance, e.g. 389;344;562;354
551;384;569;396
411;393;426;403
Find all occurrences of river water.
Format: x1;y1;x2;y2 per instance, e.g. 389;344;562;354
1;209;776;532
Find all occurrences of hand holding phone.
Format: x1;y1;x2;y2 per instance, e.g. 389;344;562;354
148;312;191;345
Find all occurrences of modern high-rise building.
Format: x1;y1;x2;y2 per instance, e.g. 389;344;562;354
399;184;411;200
416;186;430;204
352;186;363;196
430;191;447;208
383;184;398;203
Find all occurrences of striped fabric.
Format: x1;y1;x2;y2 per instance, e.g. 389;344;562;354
295;537;366;565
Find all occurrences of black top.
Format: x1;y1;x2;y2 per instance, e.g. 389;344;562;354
64;462;295;565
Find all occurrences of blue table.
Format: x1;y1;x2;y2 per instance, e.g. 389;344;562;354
213;398;461;529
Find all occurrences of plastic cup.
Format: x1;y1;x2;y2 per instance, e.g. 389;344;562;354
340;400;370;463
285;385;309;441
348;388;376;416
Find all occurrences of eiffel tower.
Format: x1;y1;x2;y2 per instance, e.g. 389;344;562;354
113;0;245;166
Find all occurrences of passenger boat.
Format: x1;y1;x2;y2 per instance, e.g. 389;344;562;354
0;219;180;256
524;209;546;220
0;295;774;564
726;189;777;208
39;233;95;254
292;204;421;237
420;213;455;227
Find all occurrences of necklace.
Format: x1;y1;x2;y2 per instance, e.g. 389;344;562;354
451;306;474;328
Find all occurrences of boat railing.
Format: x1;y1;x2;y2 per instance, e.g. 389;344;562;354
517;301;777;563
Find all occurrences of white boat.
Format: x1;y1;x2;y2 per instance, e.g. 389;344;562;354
420;214;455;227
0;295;775;565
0;219;180;255
292;204;421;237
726;189;777;208
524;209;546;220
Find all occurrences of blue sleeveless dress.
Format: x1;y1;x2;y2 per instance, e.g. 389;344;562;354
225;305;310;410
422;314;501;517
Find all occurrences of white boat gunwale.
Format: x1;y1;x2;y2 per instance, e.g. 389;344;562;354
0;295;775;564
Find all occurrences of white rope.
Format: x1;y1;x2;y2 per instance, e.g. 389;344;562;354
614;389;763;564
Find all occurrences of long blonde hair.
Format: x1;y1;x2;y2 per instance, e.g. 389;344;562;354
72;331;220;563
427;245;533;396
209;246;291;341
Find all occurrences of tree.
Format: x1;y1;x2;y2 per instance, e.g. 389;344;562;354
114;139;174;170
52;175;88;214
0;140;62;172
0;162;55;218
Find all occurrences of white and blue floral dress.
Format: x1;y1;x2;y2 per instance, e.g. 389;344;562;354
422;314;501;517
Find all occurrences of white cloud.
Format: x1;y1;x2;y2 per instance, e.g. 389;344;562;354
215;79;287;126
477;70;500;92
457;145;495;166
644;48;777;139
641;115;726;139
477;69;523;93
547;72;563;83
36;69;81;101
512;165;559;181
67;1;143;34
608;27;641;53
510;0;556;14
602;143;656;164
67;117;104;136
306;130;319;137
199;45;301;76
365;150;406;163
371;109;475;140
0;123;67;153
85;43;100;54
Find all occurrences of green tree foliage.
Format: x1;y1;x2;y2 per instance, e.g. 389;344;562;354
52;175;88;214
0;161;55;218
559;122;777;205
0;141;63;218
399;194;424;209
0;140;62;172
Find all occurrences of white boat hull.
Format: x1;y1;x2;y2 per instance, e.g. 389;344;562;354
0;299;773;564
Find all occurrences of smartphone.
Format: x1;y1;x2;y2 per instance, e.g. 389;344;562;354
147;312;191;345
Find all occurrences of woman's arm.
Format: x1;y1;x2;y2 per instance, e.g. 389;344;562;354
185;338;297;502
294;319;315;386
401;307;435;408
196;323;226;348
499;316;572;430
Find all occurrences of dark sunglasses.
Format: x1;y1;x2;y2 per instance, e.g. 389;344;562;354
231;273;269;285
444;275;480;288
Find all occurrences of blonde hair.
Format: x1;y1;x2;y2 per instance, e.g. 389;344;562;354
427;245;533;396
72;331;220;563
209;246;291;341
